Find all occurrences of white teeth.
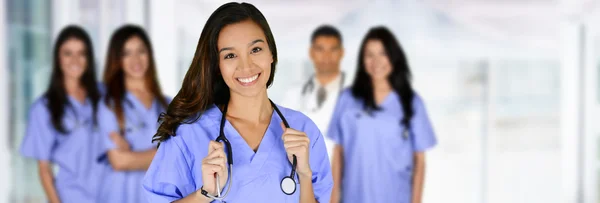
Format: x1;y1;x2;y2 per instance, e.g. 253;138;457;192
237;74;259;83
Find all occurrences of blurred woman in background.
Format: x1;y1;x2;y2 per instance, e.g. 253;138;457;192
328;26;437;203
20;25;103;203
97;25;170;203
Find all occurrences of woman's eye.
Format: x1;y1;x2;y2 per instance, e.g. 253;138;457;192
224;53;236;59
251;47;262;54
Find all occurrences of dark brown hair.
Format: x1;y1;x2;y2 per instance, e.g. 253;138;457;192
103;25;168;132
46;25;100;134
153;2;278;143
351;26;414;128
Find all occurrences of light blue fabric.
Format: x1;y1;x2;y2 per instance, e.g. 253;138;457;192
96;91;170;203
327;89;437;203
142;104;333;203
20;96;105;203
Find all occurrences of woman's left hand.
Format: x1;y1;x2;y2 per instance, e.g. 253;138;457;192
281;122;312;178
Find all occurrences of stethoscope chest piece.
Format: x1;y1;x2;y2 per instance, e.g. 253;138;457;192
280;176;296;195
281;154;298;195
403;129;410;140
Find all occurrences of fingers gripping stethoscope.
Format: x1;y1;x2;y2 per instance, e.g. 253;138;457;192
274;101;298;195
201;100;298;201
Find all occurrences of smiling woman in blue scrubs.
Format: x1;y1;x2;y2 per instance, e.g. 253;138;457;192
97;25;170;203
20;26;103;203
328;27;437;203
143;2;333;203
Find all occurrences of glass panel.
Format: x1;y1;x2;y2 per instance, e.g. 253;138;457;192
7;0;52;202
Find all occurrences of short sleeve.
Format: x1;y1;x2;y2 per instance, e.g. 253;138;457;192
295;116;333;202
20;101;57;161
143;128;196;202
302;118;333;203
410;94;437;152
326;89;351;144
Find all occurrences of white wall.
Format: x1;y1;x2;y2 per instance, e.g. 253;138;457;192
582;9;600;203
149;0;178;96
52;0;80;38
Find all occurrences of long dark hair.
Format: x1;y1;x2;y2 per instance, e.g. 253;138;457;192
351;26;415;128
103;25;168;132
45;25;100;134
153;2;278;143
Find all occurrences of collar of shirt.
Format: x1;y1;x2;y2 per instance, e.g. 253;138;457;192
310;72;343;95
303;73;344;112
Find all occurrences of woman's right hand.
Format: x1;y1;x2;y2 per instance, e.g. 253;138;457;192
110;132;130;151
201;141;228;195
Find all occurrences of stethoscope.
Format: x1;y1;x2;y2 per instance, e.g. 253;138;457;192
62;101;95;134
122;98;163;134
201;100;298;201
356;110;411;140
402;128;410;140
301;73;345;111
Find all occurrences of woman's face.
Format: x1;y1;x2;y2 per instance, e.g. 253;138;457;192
59;38;87;81
363;39;392;82
217;19;273;98
122;36;150;80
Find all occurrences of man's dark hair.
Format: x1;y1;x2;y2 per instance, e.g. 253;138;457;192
311;25;342;44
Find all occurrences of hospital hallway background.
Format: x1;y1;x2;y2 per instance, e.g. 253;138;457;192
1;0;599;203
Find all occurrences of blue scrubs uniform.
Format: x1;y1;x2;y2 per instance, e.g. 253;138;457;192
96;92;169;203
20;96;105;203
327;89;437;203
142;104;333;203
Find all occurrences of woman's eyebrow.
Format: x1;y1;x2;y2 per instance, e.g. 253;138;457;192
248;39;264;47
219;39;265;53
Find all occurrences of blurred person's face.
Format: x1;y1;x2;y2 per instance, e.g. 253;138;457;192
59;38;87;81
364;39;392;82
122;36;149;80
310;36;343;76
218;20;273;98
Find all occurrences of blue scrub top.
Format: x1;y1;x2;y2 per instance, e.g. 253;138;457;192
97;82;106;95
20;96;105;203
327;89;437;203
96;92;170;203
142;104;333;203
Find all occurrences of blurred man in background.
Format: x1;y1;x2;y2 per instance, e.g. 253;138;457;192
281;25;346;162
